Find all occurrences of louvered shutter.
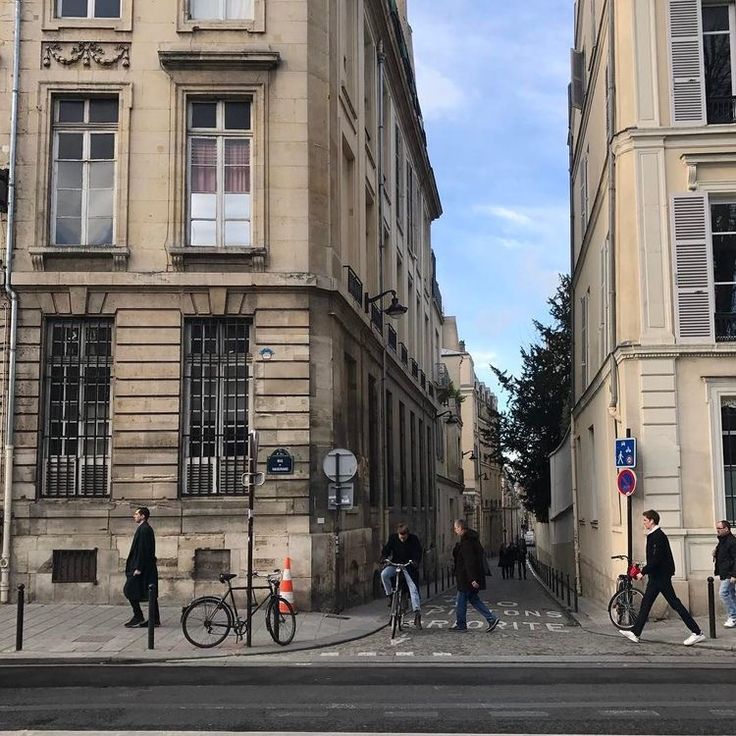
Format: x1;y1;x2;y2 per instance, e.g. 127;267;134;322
571;49;585;110
668;0;706;125
671;193;714;342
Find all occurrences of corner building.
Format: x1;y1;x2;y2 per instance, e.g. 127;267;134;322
0;0;444;610
571;0;736;613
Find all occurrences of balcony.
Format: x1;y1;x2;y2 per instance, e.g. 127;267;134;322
370;303;384;332
399;342;408;365
419;370;426;390
716;312;736;341
707;96;736;125
433;362;450;388
387;323;397;351
411;359;419;379
345;266;363;306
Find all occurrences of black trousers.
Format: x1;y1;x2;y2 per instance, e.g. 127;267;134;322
632;576;700;637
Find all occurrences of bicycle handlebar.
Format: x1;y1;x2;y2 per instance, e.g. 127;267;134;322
381;560;413;569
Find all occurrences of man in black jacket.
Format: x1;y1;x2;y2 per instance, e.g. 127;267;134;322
380;522;423;627
450;519;499;633
713;519;736;627
620;509;704;646
123;507;160;627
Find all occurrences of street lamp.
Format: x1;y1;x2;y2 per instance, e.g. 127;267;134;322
462;450;477;460
364;289;408;318
435;410;459;424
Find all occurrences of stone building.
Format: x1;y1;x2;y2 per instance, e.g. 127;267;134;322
0;0;447;611
570;0;736;613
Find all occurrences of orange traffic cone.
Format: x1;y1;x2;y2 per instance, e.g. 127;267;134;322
280;557;297;614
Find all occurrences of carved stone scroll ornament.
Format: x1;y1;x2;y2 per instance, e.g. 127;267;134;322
42;42;130;68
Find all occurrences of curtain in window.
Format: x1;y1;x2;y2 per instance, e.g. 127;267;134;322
224;139;250;193
190;138;217;192
226;0;252;18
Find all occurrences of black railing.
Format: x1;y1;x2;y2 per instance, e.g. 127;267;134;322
346;266;363;305
399;342;408;365
370;303;384;331
419;370;426;390
428;384;434;399
528;552;578;612
716;312;736;341
431;278;443;313
707;96;736;125
387;324;397;350
411;359;419;379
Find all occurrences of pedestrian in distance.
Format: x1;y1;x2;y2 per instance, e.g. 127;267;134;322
516;536;528;580
620;509;705;646
712;519;736;628
506;541;519;579
380;522;423;628
123;506;160;628
498;543;508;579
450;519;499;633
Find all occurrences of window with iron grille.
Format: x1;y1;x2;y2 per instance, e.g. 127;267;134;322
182;319;249;496
41;319;112;498
52;549;97;583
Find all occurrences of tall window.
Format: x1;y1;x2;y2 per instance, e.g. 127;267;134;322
395;125;405;230
580;290;590;387
182;319;249;496
418;418;425;508
190;0;254;20
703;4;736;123
188;99;252;248
386;390;395;507
57;0;120;17
367;376;379;507
722;398;736;524
52;97;117;247
410;410;417;507
712;201;736;339
399;401;407;507
41;319;112;498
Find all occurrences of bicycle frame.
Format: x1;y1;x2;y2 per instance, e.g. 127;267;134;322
217;574;280;640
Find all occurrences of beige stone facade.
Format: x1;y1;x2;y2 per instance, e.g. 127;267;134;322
0;0;448;610
570;0;736;613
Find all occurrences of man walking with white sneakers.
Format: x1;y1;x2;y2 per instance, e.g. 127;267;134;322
620;509;705;647
713;520;736;629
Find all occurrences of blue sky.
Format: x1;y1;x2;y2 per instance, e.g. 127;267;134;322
410;0;573;396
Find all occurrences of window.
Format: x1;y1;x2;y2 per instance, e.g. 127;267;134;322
57;0;120;18
580;153;589;236
51;98;117;247
580;290;590;388
41;319;112;498
182;319;249;496
187;100;252;248
368;376;379;507
189;0;253;20
364;26;377;143
395;125;405;230
722;398;736;524
418;418;425;508
599;237;610;363
410;410;417;507
712;201;736;339
399;401;407;506
703;3;736;123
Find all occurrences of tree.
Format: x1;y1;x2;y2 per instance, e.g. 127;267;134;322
485;274;571;522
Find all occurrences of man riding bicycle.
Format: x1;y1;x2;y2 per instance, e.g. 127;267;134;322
380;522;423;628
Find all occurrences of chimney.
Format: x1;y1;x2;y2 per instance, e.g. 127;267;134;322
458;340;465;352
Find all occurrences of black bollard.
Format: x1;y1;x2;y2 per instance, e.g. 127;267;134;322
15;584;25;651
566;574;572;607
573;578;579;612
707;576;717;640
148;584;156;650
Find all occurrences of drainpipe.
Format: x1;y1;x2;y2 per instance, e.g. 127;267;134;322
377;41;388;545
1;0;22;604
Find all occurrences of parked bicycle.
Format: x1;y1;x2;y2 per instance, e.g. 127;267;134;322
382;560;414;639
608;554;644;630
181;570;296;648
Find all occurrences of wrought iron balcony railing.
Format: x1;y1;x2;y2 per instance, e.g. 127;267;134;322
370;302;384;331
707;96;736;124
387;323;397;350
399;342;408;365
346;266;363;305
716;312;736;341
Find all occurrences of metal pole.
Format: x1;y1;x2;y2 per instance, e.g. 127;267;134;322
147;585;156;650
626;427;633;563
334;451;341;613
566;574;571;607
574;578;579;612
707;576;717;640
246;430;256;647
15;583;24;651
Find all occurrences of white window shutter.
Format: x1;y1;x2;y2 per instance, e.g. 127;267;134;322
668;0;706;125
571;49;585;110
671;193;714;342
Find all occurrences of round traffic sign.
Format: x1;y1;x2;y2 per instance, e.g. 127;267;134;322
617;468;637;497
323;448;358;482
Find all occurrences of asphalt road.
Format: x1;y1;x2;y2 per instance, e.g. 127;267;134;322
1;664;736;734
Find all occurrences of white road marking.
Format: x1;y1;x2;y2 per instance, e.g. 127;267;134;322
389;635;410;646
395;651;414;656
432;651;453;656
356;651;377;656
711;709;736;716
599;709;660;717
319;651;340;657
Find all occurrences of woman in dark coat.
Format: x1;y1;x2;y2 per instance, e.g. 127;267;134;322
498;543;509;579
451;519;499;632
123;507;160;627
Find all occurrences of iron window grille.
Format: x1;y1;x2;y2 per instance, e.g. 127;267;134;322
346;266;363;305
387;324;397;350
419;370;426;390
182;318;249;496
399;342;408;365
370;302;384;331
52;549;97;583
411;358;419;379
41;318;113;498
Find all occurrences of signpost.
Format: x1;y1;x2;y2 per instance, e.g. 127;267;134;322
614;430;637;566
323;449;357;612
616;468;637;496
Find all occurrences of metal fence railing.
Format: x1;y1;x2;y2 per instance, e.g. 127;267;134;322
528;552;578;612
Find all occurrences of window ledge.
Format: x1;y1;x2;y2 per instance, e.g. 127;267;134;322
29;246;129;272
158;50;280;73
168;246;267;271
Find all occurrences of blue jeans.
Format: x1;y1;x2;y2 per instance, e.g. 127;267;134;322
381;566;421;612
720;578;736;620
455;590;497;629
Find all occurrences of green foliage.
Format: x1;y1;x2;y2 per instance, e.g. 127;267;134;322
436;380;465;406
483;274;571;522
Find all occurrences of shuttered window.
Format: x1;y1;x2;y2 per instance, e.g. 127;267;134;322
669;0;707;125
711;201;736;339
671;193;715;341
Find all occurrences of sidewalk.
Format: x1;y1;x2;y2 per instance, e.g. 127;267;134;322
0;595;390;664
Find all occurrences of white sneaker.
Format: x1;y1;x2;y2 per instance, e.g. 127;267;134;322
619;629;639;643
724;618;736;628
683;632;706;646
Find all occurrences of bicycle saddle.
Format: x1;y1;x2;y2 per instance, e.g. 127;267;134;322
219;573;237;583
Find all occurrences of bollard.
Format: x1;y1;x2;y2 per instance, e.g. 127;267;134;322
148;584;156;650
426;572;430;600
15;584;25;652
707;576;717;640
566;574;572;607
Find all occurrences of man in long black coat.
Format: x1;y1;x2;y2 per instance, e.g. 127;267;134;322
620;509;703;646
123;507;160;627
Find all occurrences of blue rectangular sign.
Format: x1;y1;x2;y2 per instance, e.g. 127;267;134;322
615;438;637;469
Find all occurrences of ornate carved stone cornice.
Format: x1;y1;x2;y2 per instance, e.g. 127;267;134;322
42;41;130;68
158;50;280;73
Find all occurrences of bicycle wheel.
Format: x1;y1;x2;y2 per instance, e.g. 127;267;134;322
265;597;296;645
390;591;400;639
608;587;644;630
182;596;234;648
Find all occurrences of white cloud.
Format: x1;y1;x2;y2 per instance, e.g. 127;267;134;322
474;206;534;227
415;60;468;121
